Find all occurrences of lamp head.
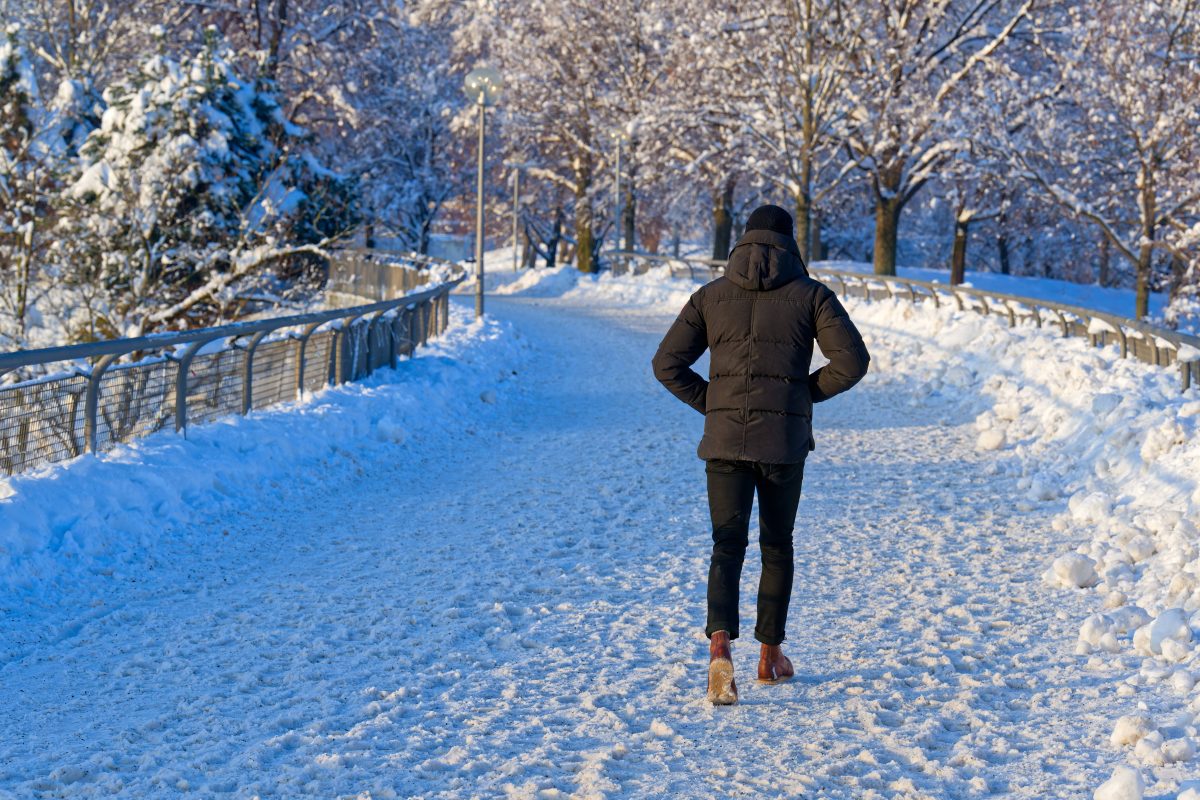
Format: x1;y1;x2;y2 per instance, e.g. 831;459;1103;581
464;66;503;106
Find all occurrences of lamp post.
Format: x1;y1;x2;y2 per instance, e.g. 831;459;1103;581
611;130;628;249
511;166;520;272
464;66;503;318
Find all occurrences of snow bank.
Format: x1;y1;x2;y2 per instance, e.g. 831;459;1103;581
814;297;1200;793
0;306;528;602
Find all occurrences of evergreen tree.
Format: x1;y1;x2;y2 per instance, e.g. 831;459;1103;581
64;29;348;335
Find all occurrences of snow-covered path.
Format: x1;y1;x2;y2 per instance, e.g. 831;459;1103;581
0;296;1146;798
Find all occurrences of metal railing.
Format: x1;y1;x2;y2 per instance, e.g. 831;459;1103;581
602;250;1200;392
0;251;463;476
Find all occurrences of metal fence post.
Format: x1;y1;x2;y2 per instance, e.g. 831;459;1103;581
404;307;417;355
337;314;365;384
367;311;388;378
1053;309;1069;337
385;311;398;369
294;322;322;399
241;331;270;414
396;309;410;362
83;353;122;453
175;339;214;435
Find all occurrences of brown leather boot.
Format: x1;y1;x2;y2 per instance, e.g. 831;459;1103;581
757;643;794;684
706;631;738;705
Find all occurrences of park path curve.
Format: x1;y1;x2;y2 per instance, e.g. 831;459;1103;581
2;295;1119;799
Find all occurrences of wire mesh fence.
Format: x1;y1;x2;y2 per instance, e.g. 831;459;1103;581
250;339;300;410
0;374;88;474
94;358;177;451
0;251;463;477
185;349;247;427
301;331;337;393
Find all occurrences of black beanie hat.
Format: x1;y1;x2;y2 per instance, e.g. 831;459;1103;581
744;204;794;237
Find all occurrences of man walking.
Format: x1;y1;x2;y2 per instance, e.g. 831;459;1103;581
652;204;870;705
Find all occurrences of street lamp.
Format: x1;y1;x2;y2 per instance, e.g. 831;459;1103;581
464;65;503;318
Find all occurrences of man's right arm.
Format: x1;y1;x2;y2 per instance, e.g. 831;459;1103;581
651;291;709;414
809;286;870;402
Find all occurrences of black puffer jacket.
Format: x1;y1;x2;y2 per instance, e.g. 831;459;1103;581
652;229;870;463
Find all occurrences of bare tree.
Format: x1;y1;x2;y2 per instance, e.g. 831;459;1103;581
1010;0;1200;318
840;0;1035;276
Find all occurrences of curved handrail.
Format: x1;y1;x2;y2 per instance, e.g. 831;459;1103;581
601;249;1200;392
0;252;464;378
0;250;465;475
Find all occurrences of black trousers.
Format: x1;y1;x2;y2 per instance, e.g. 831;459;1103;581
704;458;805;646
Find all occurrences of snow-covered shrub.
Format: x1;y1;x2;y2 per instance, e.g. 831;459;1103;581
1163;222;1200;336
57;29;352;338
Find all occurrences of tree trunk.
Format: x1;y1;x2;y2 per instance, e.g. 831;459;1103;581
1098;233;1111;288
622;185;636;252
65;0;78;73
796;0;815;262
1170;253;1188;303
622;148;637;251
712;181;734;260
522;230;536;270
809;211;823;263
996;208;1010;276
950;215;968;285
417;220;431;255
548;206;562;268
576;202;595;273
1136;164;1155;319
264;0;288;80
672;224;681;258
873;193;902;276
794;187;811;264
1136;244;1151;319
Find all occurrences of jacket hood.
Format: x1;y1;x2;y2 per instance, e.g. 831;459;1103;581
724;229;808;291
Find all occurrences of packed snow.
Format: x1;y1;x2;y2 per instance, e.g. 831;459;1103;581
2;265;1199;798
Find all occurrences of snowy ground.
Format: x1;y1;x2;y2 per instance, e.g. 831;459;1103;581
2;269;1199;798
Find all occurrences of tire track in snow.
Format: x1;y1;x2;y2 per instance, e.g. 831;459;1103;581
0;296;1137;798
